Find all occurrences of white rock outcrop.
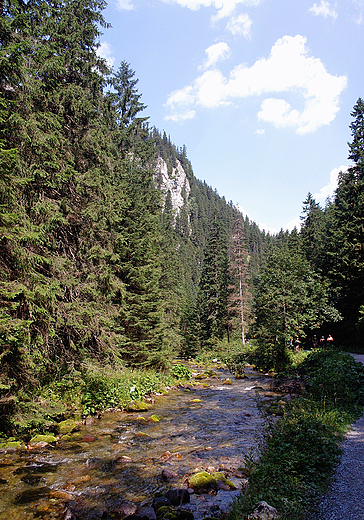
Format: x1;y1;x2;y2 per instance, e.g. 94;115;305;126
156;157;190;216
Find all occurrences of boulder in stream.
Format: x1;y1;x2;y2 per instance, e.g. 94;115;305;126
188;471;235;494
126;400;150;412
162;468;179;480
114;499;138;518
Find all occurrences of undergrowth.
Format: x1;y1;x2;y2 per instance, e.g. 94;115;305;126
228;348;364;520
0;362;192;440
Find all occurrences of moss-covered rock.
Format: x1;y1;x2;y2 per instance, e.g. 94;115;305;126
29;434;57;445
189;471;217;493
57;419;78;435
189;471;236;493
212;472;236;490
0;440;25;450
157;506;176;519
126;400;150;412
69;432;83;441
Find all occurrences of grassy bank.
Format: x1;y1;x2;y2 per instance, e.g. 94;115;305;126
228;348;364;520
0;361;192;443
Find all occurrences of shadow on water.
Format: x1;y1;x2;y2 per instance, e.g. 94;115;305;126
0;363;275;520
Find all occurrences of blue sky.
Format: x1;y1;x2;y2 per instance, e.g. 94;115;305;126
98;0;364;233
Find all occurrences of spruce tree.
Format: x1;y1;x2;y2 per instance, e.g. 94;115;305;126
195;212;229;347
227;216;252;344
323;98;364;345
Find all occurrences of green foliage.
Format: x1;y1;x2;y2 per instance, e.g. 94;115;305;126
170;363;192;380
300;350;364;415
80;365;172;415
253;249;341;370
228;351;364;520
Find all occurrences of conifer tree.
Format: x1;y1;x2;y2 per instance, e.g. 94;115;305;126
196;212;229;346
300;193;325;270
326;98;364;343
227;216;252;344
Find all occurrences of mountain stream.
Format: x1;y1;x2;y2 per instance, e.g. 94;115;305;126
0;363;276;520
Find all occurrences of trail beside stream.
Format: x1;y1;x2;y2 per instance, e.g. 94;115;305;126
317;354;364;520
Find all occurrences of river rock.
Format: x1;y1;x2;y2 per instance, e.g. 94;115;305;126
28;434;57;447
81;434;96;442
165;489;190;506
137;506;157;520
188;471;235;494
247;501;280;520
126;400;150;412
49;489;74;501
162;468;179;480
152;496;172;511
188;471;216;493
114;500;138;518
57;419;79;435
179;489;241;520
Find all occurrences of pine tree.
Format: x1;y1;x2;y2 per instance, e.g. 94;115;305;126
254;248;340;370
108;60;149;156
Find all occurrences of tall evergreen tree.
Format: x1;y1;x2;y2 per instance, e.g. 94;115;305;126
326;98;364;344
195;212;229;346
227;216;252;344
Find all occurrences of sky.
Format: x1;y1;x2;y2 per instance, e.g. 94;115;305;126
98;0;364;233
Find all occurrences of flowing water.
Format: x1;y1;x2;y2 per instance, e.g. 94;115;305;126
0;363;275;520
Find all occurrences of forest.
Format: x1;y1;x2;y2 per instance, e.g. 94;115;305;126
1;0;364;441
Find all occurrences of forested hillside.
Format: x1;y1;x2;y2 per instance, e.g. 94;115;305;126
1;0;364;437
0;0;268;398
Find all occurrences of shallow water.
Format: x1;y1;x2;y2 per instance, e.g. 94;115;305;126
0;364;273;520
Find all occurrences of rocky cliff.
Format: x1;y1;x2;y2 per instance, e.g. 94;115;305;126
156;157;190;216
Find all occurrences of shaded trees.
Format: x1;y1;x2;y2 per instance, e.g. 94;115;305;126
254;249;340;369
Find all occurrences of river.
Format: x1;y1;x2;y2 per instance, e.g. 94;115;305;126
0;362;275;520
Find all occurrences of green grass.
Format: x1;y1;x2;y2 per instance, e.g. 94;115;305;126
228;349;364;520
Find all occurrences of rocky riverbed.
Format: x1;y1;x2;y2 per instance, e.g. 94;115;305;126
0;362;284;520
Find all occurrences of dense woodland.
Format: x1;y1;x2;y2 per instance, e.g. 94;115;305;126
1;0;364;423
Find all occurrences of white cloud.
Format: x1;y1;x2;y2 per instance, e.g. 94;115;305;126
165;35;347;133
309;1;338;19
201;42;231;70
285;216;301;232
115;0;135;9
97;41;115;68
353;0;364;24
226;13;252;37
161;0;260;21
312;165;348;203
254;128;265;135
165;110;197;121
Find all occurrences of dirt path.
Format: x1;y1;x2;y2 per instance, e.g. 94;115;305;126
317;354;364;519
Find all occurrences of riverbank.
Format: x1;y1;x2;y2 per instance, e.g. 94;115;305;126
317;353;364;520
227;349;364;520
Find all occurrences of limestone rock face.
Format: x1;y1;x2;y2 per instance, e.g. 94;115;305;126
156;157;190;217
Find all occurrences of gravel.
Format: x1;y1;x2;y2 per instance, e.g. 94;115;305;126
317;354;364;520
